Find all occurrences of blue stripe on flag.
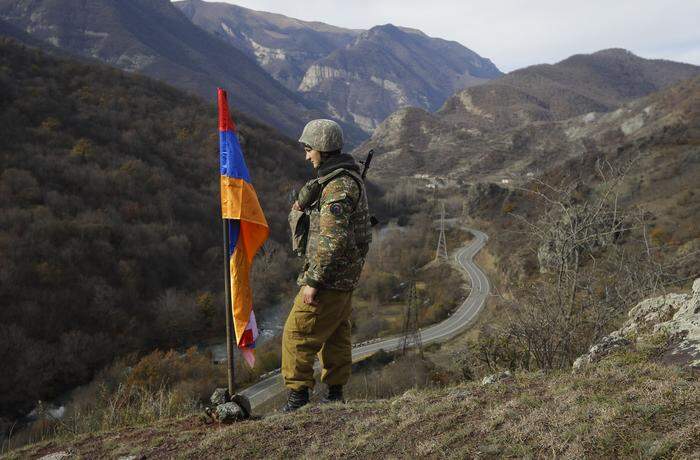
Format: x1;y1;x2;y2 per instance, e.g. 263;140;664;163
220;130;252;182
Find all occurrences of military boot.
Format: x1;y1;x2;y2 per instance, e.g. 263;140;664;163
321;385;344;404
281;388;309;412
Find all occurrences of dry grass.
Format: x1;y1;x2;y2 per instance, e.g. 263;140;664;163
7;351;698;459
1;349;224;453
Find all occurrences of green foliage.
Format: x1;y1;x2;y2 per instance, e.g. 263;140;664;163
0;38;308;417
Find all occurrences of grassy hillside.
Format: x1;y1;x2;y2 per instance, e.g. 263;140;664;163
0;37;309;418
6;350;699;458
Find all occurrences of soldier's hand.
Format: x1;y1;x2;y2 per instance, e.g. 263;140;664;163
292;200;302;211
302;285;318;306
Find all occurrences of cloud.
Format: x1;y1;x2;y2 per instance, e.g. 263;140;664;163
204;0;700;72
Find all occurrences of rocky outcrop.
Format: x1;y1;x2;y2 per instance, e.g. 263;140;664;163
481;370;512;385
574;278;700;370
298;65;355;92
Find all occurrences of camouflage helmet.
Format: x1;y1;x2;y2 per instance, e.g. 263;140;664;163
298;119;343;152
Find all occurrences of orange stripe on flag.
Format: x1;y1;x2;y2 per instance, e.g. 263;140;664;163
221;176;268;266
230;247;253;350
220;177;267;225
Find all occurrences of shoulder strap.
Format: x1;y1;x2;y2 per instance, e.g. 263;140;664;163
316;168;365;209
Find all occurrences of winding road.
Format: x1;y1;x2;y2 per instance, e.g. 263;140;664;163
240;228;490;410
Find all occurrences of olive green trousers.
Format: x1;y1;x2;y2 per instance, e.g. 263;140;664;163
281;287;353;391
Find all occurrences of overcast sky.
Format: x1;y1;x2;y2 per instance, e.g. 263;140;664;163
206;0;700;72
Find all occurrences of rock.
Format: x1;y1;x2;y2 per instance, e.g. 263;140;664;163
214;402;245;423
38;452;72;460
481;370;512;385
573;332;631;370
448;389;472;399
210;388;229;406
574;278;700;370
620;293;688;336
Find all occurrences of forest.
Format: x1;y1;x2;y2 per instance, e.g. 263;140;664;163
0;38;310;417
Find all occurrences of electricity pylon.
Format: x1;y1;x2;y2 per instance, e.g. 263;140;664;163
435;203;448;261
400;281;423;357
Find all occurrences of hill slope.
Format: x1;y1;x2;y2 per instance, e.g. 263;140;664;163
0;0;333;138
8;354;699;458
0;37;308;418
357;51;700;179
438;48;700;131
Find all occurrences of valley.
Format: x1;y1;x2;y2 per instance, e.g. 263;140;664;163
1;1;699;456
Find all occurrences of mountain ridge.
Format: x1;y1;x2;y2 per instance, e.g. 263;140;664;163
356;48;700;177
174;1;503;135
297;22;502;133
175;0;360;91
436;48;700;131
0;0;340;139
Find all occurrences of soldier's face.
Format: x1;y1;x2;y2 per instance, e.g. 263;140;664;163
304;146;322;168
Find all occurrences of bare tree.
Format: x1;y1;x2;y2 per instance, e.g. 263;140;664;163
498;159;678;369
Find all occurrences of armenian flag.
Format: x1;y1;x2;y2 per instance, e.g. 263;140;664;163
218;88;269;368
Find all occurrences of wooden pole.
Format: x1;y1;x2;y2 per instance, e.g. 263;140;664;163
222;219;235;397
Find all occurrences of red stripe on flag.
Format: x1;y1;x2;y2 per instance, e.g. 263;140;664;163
217;88;237;133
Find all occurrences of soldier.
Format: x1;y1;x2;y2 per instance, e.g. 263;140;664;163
281;119;372;412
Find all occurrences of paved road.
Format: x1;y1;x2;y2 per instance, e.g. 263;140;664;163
240;228;490;410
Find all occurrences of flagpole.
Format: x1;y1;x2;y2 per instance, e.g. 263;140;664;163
222;219;235;397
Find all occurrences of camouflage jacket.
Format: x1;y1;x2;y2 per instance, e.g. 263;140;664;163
297;156;371;291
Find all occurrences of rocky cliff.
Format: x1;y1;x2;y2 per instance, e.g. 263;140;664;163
298;24;502;133
175;0;359;91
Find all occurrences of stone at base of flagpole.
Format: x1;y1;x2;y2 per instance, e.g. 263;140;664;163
205;388;250;423
214;402;245;423
210;388;229;406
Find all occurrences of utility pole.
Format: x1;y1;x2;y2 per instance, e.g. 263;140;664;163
400;281;423;358
435;202;448;261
